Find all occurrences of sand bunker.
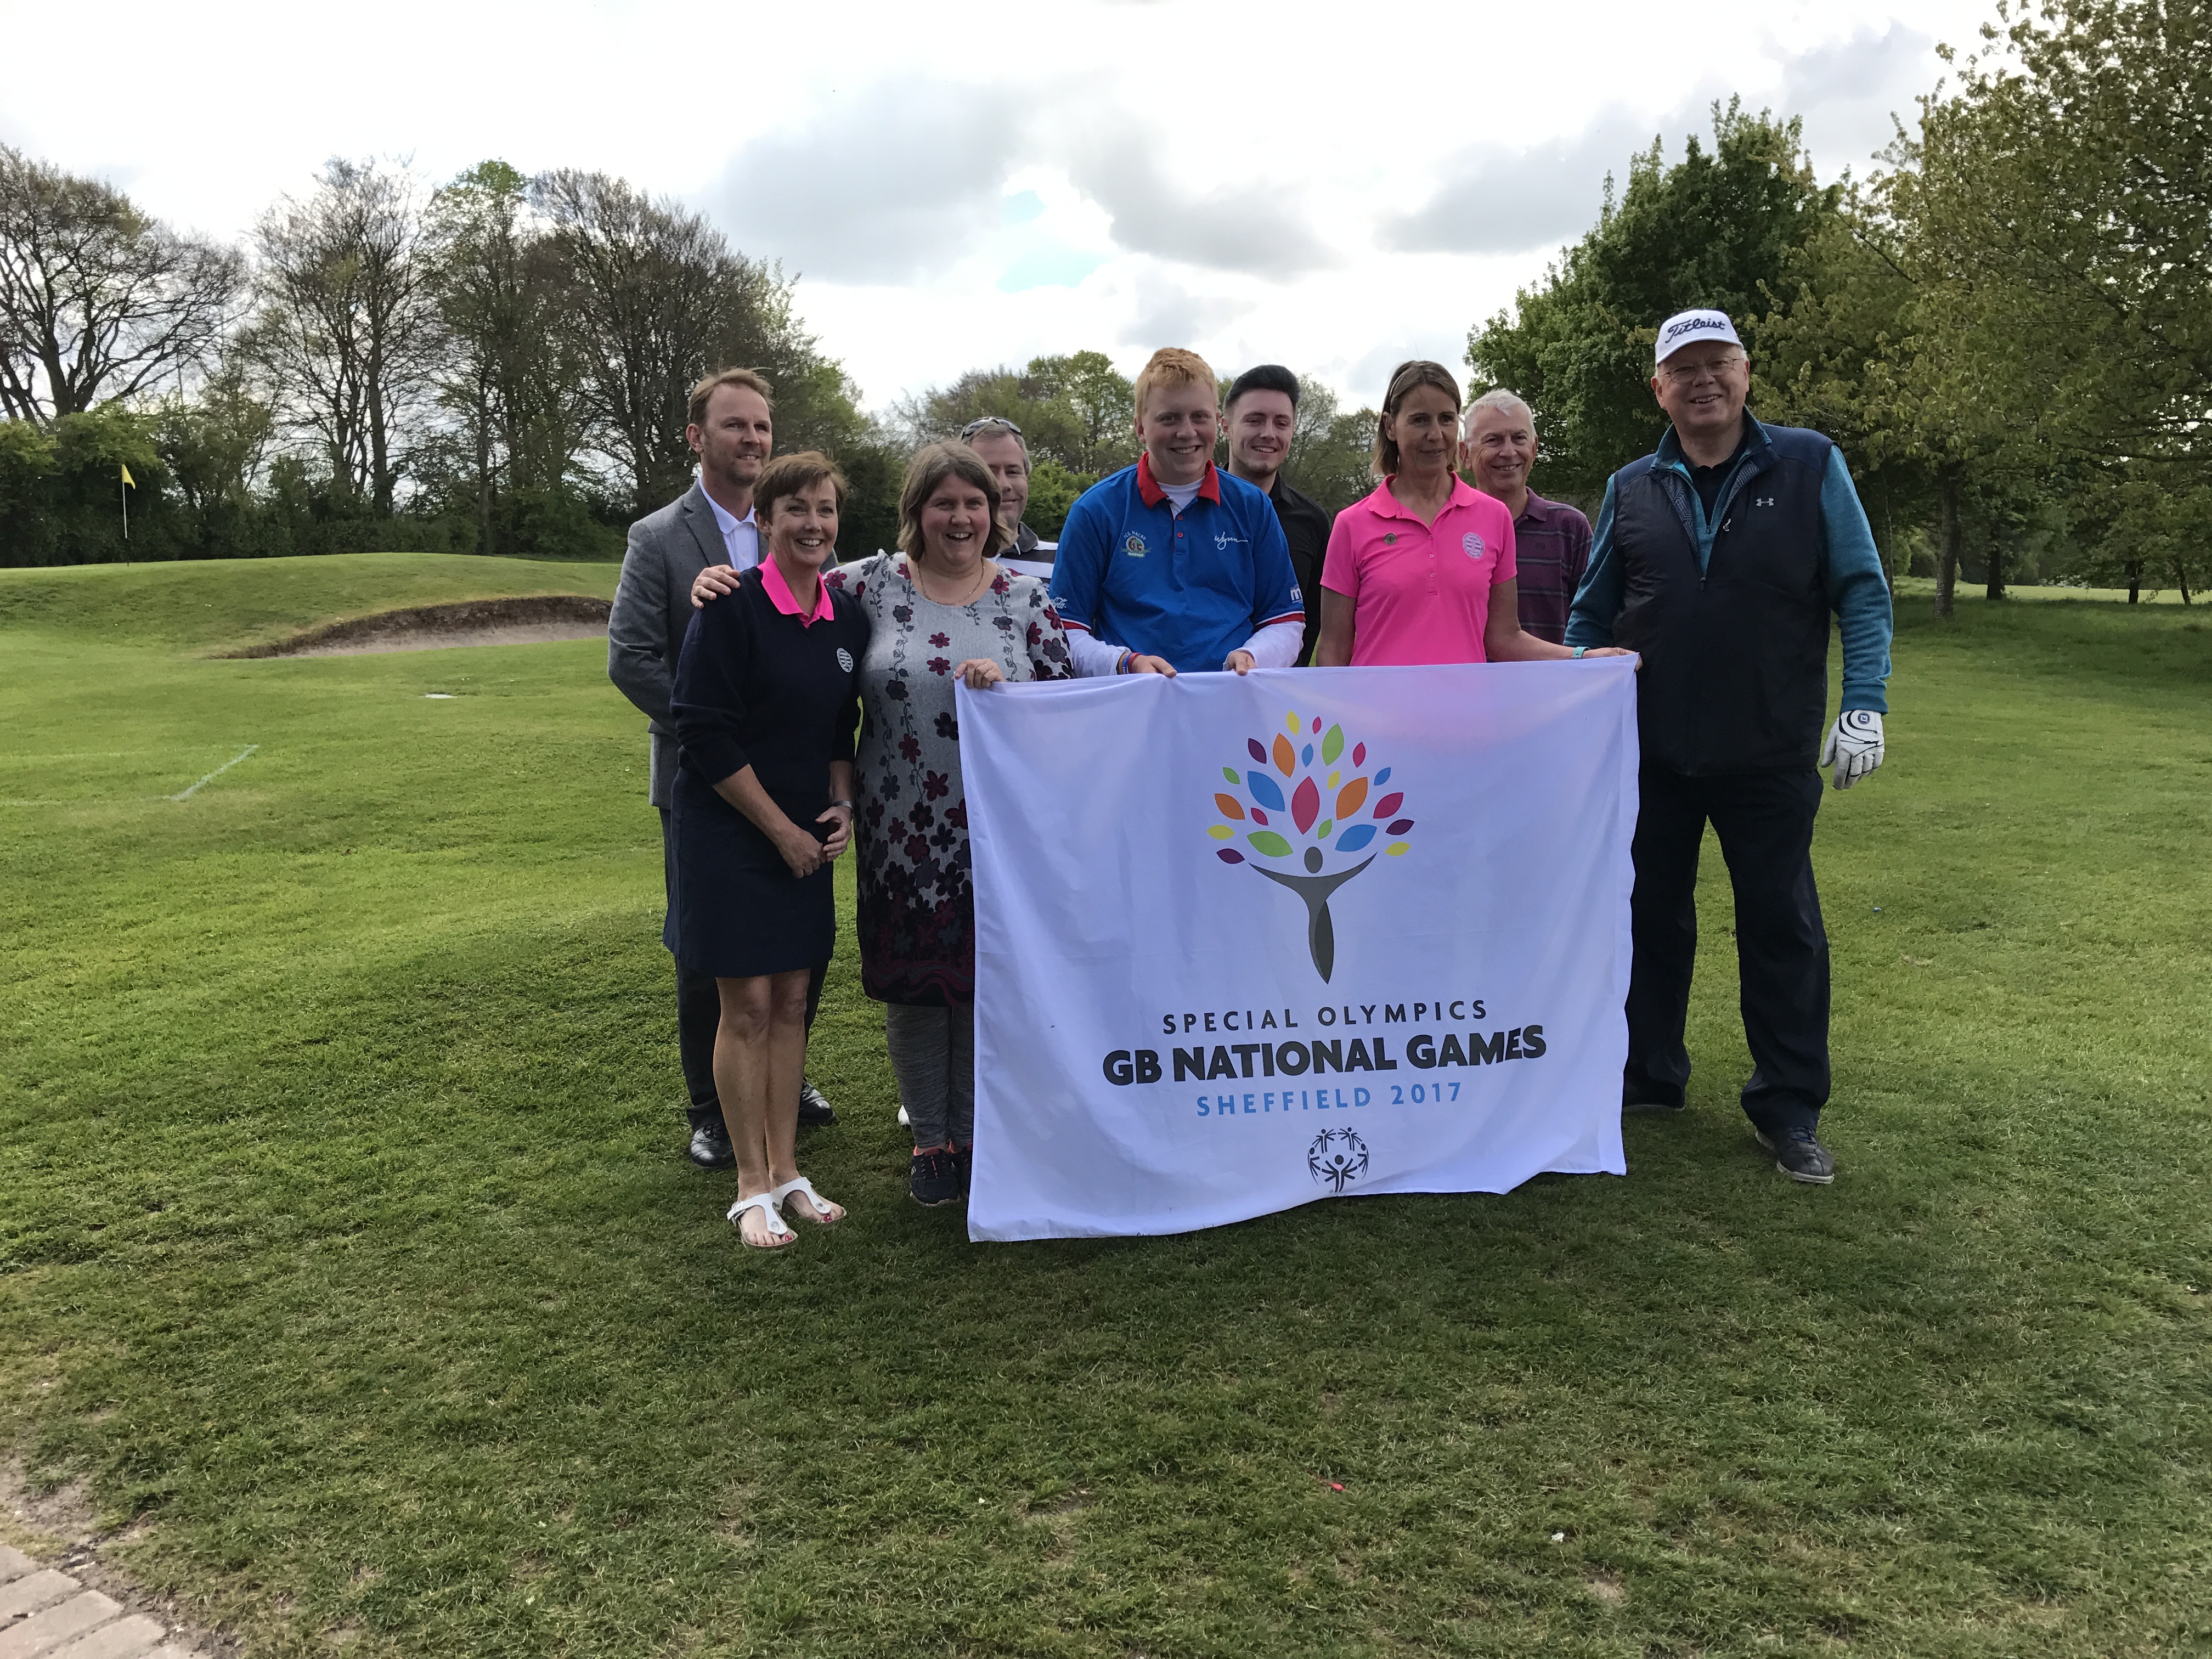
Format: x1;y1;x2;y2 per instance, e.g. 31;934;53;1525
225;596;612;658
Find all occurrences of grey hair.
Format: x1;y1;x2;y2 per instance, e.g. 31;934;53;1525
1463;388;1534;440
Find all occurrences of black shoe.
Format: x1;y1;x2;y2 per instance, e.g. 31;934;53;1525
798;1081;837;1127
909;1146;961;1206
1757;1127;1836;1184
687;1118;735;1169
1623;1084;1686;1114
952;1142;973;1198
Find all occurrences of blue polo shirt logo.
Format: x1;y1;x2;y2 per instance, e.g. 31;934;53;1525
1123;532;1148;557
1462;532;1485;558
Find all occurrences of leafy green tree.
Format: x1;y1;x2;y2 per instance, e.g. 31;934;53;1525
1277;375;1379;514
1469;102;1842;502
0;417;58;562
1893;0;2211;604
1753;193;2047;612
1026;351;1136;476
1024;456;1085;538
154;366;274;557
895;350;1138;482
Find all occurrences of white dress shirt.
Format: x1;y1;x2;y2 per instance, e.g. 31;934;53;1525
703;484;761;571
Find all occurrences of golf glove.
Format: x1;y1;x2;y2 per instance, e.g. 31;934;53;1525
1820;710;1884;789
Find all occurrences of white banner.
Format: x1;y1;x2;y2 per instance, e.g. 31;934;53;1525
960;662;1639;1242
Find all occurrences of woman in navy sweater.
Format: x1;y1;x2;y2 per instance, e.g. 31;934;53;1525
670;452;868;1248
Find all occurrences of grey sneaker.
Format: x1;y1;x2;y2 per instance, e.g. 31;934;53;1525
909;1146;961;1206
1757;1127;1836;1184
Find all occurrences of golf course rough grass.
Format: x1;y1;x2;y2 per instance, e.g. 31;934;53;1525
2;554;2208;1658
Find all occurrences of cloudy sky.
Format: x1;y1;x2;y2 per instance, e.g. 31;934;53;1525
4;0;1996;415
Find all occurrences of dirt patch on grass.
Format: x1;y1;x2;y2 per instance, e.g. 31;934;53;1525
221;595;611;658
1;1454;236;1655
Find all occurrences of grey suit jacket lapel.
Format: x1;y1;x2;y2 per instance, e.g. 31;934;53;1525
679;482;728;572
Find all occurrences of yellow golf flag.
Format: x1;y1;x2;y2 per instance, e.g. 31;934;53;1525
120;463;136;488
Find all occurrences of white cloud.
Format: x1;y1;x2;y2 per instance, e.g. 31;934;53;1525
0;0;1997;415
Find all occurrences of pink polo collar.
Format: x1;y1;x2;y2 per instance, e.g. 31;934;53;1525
1376;474;1483;521
760;555;835;627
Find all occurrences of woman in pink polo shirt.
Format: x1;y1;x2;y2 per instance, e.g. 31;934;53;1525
1315;360;1629;668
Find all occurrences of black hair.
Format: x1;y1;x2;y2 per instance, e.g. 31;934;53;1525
1225;364;1300;412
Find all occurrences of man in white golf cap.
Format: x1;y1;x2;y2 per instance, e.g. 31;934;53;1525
1566;307;1893;1185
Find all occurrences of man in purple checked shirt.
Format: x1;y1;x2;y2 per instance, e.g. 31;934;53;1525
1460;388;1591;645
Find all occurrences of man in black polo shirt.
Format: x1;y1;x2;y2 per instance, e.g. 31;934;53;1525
1224;365;1331;666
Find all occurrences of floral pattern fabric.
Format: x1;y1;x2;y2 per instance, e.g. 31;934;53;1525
823;555;1074;1005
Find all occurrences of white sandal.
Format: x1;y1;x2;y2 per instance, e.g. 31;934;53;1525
727;1191;797;1249
771;1175;844;1227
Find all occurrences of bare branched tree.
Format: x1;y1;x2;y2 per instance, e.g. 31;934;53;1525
0;145;243;424
532;170;786;517
240;158;440;514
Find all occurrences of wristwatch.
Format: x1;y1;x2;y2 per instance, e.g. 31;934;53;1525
1571;646;1587;659
830;798;855;811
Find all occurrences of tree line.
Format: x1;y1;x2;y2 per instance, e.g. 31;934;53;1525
0;154;878;566
5;0;2202;603
1472;0;2207;608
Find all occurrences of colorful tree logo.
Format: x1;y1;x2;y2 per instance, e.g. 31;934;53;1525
1206;708;1415;981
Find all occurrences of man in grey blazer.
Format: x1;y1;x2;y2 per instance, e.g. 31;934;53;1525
608;367;836;1171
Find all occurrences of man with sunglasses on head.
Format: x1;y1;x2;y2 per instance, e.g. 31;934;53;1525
1567;309;1893;1187
961;416;1055;580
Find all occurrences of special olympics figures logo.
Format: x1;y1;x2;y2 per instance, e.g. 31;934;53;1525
1206;708;1415;981
1308;1128;1369;1192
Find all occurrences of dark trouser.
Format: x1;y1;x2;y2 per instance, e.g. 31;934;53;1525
1623;767;1830;1135
661;808;824;1132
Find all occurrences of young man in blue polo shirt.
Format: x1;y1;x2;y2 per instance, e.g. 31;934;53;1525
1050;348;1305;677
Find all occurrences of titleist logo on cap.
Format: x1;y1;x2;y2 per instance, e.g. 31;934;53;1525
1655;308;1743;363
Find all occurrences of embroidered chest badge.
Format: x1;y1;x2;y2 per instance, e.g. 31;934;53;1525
836;648;854;672
1123;532;1148;558
1462;532;1485;558
1383;532;1397;544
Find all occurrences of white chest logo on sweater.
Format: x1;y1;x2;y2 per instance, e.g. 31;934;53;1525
836;648;854;672
1462;532;1485;558
1753;496;1776;508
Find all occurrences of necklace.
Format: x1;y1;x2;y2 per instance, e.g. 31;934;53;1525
912;553;992;607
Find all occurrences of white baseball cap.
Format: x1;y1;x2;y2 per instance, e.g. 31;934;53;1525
1655;309;1743;364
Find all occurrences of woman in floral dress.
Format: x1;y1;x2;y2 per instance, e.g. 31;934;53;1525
825;442;1074;1206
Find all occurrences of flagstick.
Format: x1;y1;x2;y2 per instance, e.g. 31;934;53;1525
120;471;131;565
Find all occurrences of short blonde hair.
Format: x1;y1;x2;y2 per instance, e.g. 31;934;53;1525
898;442;1012;562
1133;347;1217;420
687;367;774;429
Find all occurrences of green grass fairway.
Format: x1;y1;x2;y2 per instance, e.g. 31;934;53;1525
3;556;2208;1658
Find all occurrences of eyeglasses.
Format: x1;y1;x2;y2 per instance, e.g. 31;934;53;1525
1657;354;1746;385
961;416;1024;440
